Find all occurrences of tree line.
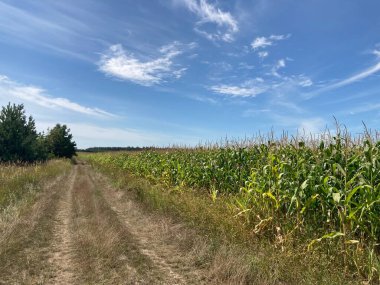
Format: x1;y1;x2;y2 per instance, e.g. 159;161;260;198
0;103;76;163
81;146;153;152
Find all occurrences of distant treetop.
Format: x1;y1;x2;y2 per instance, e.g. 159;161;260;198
0;103;77;163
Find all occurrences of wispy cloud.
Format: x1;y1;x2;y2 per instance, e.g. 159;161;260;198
0;75;114;117
211;78;268;98
251;34;290;49
0;1;95;61
242;108;270;117
188;94;219;105
211;72;313;99
347;103;380;115
327;62;380;89
238;62;255;70
271;58;287;77
258;51;269;58
251;37;272;50
251;34;290;58
99;42;193;86
178;0;238;42
306;60;380;98
297;77;313;87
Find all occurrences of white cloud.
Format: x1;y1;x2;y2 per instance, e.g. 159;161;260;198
179;0;238;42
297;76;313;87
251;34;290;50
251;34;290;59
251;37;272;50
210;71;313;99
258;51;269;58
371;43;380;59
99;42;191;86
0;75;113;117
269;34;289;41
373;49;380;58
271;58;287;77
275;74;313;91
212;86;262;97
211;78;269;98
277;59;286;68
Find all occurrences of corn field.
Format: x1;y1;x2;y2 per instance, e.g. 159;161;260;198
85;132;380;280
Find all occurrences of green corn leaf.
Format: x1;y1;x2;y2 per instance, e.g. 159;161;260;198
301;194;319;214
263;191;279;208
308;232;345;250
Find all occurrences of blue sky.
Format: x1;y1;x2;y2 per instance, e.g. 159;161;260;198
0;0;379;148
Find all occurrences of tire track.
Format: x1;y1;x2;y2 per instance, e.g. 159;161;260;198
70;165;159;284
47;167;77;284
90;169;206;285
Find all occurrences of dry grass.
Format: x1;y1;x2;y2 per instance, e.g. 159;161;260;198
0;160;71;284
1;162;214;284
88;168;209;284
0;159;71;208
70;165;168;284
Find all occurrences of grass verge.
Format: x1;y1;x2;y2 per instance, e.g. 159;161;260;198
0;159;72;209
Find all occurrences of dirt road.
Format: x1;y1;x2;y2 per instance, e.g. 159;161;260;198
0;164;207;284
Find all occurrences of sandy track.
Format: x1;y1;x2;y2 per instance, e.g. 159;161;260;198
91;170;206;285
47;168;77;284
0;163;207;284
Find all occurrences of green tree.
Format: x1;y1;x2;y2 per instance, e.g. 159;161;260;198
0;103;44;162
46;124;76;158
